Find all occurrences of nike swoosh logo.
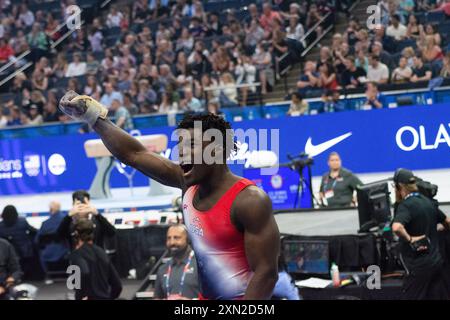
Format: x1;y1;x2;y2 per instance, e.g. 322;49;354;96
305;132;353;157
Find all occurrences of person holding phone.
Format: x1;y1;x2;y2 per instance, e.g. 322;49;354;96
57;190;116;250
391;169;450;300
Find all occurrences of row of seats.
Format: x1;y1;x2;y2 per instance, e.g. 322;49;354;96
2;87;449;140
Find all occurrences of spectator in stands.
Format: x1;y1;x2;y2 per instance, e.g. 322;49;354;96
0;205;37;279
297;61;319;96
27;23;49;51
319;152;362;208
69;219;122;300
322;90;346;113
24;90;45;115
155;39;175;66
286;15;305;45
154;224;199;300
52;53;68;79
43;100;60;123
57;190;116;250
28;104;43;126
181;87;203;112
371;41;394;71
0;37;14;63
441;52;450;78
386;14;407;41
159;91;178;113
110;98;134;131
406;14;421;41
211;46;232;74
65;53;87;78
67;78;80;94
252;42;273;95
0;238;23;300
69;29;89;53
235;54;257;106
355;49;369;72
272;28;289;59
421;35;444;63
287;92;308;116
411;53;433;83
420;24;441;47
0;108;8;128
6;106;21;126
245;19;265;50
367;55;389;84
306;3;324;38
398;0;415;21
208;12;222;36
341;56;367;89
123;92;139;115
218;72;238;107
317;46;333;69
433;0;450;16
392;57;413;83
106;5;124;28
362;82;385;110
136;79;157;111
100;82;123;109
31;67;48;91
260;2;282;38
318;63;338;91
17;3;34;29
85;53;100;76
402;46;416;68
35;201;68;284
88;25;104;53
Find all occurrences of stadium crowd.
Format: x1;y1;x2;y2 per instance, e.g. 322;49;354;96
0;0;449;129
294;0;450;108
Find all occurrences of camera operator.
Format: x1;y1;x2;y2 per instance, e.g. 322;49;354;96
391;168;450;300
0;238;23;300
57;190;116;250
319;152;362;208
69;219;122;300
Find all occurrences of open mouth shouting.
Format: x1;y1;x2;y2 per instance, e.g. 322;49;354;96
180;162;194;177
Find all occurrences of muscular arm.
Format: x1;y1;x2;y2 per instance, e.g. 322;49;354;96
234;186;279;300
93;118;185;189
60;92;185;190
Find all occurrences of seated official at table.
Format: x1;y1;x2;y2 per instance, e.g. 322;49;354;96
154;224;200;300
319;152;362;208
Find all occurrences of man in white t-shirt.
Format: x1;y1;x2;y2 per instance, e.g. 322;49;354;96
367;55;389;84
386;14;407;41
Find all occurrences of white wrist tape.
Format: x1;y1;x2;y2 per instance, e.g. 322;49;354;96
71;95;108;127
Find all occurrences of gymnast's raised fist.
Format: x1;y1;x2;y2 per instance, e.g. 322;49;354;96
59;90;108;126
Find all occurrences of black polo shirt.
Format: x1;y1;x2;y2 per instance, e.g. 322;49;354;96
320;168;362;208
412;64;431;78
154;249;200;299
393;194;446;275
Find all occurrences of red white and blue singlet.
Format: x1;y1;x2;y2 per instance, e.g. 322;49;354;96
182;178;254;300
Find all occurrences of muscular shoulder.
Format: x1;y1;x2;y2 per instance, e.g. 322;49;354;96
232;185;273;228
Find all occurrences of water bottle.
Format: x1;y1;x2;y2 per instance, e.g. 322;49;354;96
330;262;340;287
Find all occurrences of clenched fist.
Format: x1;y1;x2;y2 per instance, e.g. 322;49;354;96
59;90;108;126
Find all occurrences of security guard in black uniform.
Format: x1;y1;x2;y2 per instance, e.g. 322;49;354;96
319;152;362;208
391;168;450;300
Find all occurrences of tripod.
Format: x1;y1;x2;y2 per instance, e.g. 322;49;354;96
281;156;320;209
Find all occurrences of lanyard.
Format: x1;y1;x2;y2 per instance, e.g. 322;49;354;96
165;250;194;296
405;192;420;201
326;176;338;192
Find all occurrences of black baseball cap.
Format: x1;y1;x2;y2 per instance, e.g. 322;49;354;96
393;168;416;184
